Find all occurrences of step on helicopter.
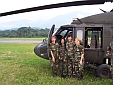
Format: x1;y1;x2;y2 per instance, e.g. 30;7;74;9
0;0;113;78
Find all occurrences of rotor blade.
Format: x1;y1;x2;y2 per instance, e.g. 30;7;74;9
0;0;112;17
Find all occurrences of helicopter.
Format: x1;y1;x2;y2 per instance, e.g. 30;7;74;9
34;11;113;78
0;0;113;78
33;1;113;78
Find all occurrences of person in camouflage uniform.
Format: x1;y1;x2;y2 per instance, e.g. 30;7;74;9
59;38;67;78
50;36;59;77
66;35;74;78
106;41;113;79
74;38;84;80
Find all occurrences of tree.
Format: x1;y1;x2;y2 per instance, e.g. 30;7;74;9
0;27;49;38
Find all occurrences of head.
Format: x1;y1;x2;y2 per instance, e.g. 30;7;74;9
75;38;81;46
61;38;65;45
110;41;113;46
51;36;56;43
67;35;72;42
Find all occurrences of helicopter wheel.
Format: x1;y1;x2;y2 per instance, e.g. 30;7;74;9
96;64;112;78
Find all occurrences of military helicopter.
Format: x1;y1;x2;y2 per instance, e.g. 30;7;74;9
0;0;113;78
34;11;113;78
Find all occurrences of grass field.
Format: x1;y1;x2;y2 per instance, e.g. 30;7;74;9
0;43;113;85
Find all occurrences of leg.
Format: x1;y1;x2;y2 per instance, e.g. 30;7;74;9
110;58;113;79
77;63;84;80
110;67;113;79
62;62;67;78
67;58;72;78
73;59;77;77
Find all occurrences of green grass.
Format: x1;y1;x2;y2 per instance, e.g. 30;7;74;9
0;43;113;85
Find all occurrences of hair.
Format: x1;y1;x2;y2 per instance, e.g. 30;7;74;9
60;38;66;49
60;38;65;45
51;36;56;39
67;34;72;38
75;38;82;44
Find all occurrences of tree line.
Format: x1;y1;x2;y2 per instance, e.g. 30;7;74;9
0;27;49;38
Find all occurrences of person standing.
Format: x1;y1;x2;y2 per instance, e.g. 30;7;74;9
66;35;74;78
50;36;59;77
106;41;113;79
74;38;84;80
59;38;67;78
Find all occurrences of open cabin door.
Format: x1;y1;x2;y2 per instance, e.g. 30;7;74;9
84;27;104;64
47;24;55;59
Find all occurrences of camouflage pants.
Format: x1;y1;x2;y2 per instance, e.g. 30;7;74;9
73;57;84;78
110;58;113;79
67;57;73;77
52;59;59;76
111;67;113;79
59;60;67;76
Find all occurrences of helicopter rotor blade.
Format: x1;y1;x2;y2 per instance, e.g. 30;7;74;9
0;0;112;17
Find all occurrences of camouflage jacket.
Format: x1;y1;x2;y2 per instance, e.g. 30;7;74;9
59;45;67;60
66;41;74;57
74;44;84;59
50;42;59;59
107;42;113;67
106;41;113;57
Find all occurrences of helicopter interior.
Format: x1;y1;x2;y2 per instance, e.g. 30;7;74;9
85;27;103;48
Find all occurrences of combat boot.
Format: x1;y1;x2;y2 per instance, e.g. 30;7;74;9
61;75;66;79
77;72;83;80
77;76;83;80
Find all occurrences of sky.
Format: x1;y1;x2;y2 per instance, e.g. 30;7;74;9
0;0;113;29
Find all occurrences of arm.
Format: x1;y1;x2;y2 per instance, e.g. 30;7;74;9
80;48;84;66
50;50;55;63
80;54;84;61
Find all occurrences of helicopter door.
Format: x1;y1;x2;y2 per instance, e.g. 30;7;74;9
47;24;55;59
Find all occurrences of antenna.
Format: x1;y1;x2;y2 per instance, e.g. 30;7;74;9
77;18;83;24
99;8;107;13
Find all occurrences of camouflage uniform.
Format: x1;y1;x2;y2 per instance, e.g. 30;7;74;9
74;44;84;79
50;42;59;76
66;41;74;77
59;45;67;78
106;42;113;79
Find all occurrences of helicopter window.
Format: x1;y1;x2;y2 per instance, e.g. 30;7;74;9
77;30;83;41
55;29;70;44
58;27;72;38
60;30;68;37
85;28;103;48
53;26;73;45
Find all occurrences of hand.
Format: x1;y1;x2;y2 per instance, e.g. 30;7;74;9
52;57;55;63
80;60;83;66
59;56;60;60
63;59;66;62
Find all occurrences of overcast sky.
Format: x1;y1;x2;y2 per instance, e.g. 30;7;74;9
0;0;113;24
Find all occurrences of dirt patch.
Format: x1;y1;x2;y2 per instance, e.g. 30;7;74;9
0;39;42;44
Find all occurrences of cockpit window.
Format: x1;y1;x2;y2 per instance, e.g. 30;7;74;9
53;26;73;44
60;30;68;37
54;27;73;38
